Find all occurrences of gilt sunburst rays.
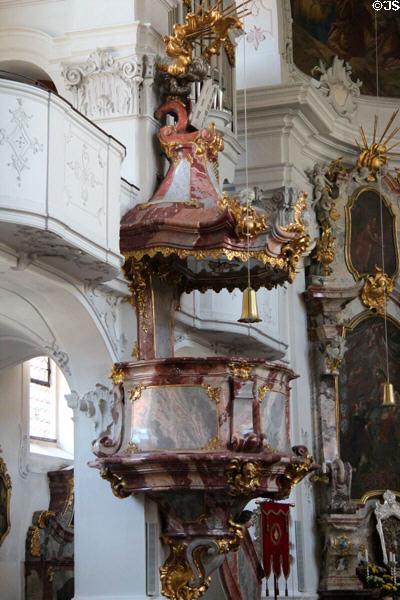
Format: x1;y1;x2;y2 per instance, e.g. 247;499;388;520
356;110;400;181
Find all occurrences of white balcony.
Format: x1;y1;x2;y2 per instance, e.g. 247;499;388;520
0;78;126;281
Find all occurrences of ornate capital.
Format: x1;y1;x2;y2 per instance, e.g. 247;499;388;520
63;49;147;119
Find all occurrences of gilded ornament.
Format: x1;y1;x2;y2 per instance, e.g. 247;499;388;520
281;192;310;282
123;259;150;333
229;360;254;379
333;534;353;556
281;192;308;235
132;341;139;359
159;122;223;164
129;384;146;404
325;158;345;222
216;520;245;554
47;566;55;582
123;245;287;271
202;384;221;405
258;384;269;403
0;446;11;546
276;454;314;499
355;111;400;181
204;437;223;450
361;267;394;314
108;364;124;385
226;460;261;496
160;539;210;600
326;356;342;374
38;510;55;529
124;442;140;454
158;1;250;77
217;193;269;240
100;467;131;500
314;220;335;277
30;526;40;557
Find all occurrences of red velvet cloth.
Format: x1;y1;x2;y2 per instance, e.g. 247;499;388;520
260;501;290;580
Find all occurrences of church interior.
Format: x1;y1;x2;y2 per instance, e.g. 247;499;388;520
0;1;400;599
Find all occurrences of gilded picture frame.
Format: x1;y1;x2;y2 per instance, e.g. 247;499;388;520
0;450;11;546
337;312;400;503
345;186;399;281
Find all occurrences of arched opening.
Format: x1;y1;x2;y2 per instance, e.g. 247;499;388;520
0;59;57;92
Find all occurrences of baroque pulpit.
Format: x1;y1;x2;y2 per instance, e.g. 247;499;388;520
90;2;316;598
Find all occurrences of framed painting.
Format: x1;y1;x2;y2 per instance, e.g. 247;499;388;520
0;450;11;546
338;313;400;502
345;186;399;280
290;1;400;97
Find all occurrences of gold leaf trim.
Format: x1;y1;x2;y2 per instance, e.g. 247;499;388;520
361;267;394;314
109;365;124;385
100;467;131;500
217;193;269;240
129;384;146;404
226;460;261;496
30;526;40;557
229;360;254;379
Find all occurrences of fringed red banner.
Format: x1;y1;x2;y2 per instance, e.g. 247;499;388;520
260;501;291;585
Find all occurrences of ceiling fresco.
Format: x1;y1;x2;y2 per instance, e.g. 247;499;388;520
290;0;400;97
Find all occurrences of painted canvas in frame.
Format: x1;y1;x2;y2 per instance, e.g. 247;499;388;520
338;314;400;501
345;187;399;280
290;1;400;97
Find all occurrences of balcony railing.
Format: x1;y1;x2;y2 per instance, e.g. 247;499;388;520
0;77;126;282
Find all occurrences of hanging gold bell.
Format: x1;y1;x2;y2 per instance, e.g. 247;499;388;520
380;382;396;406
238;287;262;323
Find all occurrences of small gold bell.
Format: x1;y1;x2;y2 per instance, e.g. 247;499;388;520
238;287;262;323
381;382;396;406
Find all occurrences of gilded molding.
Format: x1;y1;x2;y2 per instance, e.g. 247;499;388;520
229;360;254;379
361;267;394;314
30;526;40;557
100;467;131;500
123;245;287;270
344;185;399;282
226;460;261;496
0;448;11;546
132;341;139;359
108;365;124;385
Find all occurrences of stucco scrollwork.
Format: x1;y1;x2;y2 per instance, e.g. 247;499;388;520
68;383;123;457
312;56;362;121
63;49;146;119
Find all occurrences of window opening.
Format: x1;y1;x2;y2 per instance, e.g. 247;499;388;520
29;356;56;441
